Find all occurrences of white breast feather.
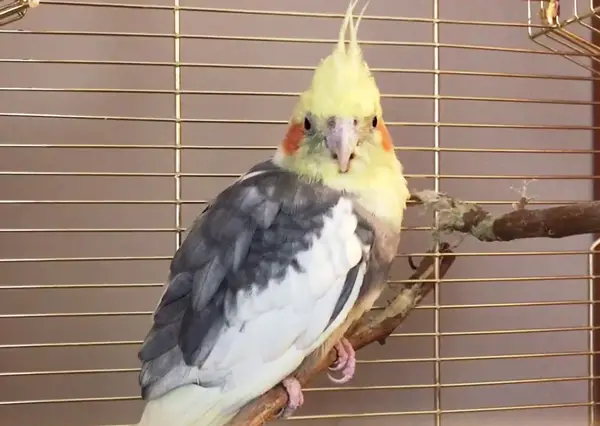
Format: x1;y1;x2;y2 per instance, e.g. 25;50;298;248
193;197;369;404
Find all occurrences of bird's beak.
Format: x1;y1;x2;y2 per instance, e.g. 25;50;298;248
325;118;358;173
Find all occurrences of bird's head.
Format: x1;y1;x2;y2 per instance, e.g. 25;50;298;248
273;0;405;203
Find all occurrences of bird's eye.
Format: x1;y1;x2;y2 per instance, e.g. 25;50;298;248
353;118;358;126
372;116;378;128
304;117;312;131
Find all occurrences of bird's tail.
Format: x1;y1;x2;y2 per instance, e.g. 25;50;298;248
135;384;243;426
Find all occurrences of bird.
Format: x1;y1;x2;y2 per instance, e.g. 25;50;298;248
133;1;411;425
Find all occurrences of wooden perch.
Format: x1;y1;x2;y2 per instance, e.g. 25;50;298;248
411;190;600;242
230;243;456;426
230;185;600;425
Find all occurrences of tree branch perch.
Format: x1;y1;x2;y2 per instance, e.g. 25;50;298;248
411;190;600;241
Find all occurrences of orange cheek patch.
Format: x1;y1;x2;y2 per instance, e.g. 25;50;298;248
281;123;304;155
376;119;394;152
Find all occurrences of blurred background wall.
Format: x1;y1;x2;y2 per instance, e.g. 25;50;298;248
0;1;595;425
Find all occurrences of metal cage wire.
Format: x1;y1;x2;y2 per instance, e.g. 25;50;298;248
526;0;600;77
0;1;598;425
0;0;39;27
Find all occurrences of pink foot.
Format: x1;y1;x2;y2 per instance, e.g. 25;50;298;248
327;338;356;384
278;377;304;418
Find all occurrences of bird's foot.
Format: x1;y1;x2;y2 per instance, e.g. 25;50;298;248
327;337;356;384
277;377;305;419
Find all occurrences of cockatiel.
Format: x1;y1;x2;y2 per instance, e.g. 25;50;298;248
135;1;410;425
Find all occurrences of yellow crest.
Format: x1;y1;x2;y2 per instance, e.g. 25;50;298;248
291;0;382;121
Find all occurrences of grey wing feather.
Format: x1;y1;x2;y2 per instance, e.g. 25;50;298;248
328;258;365;326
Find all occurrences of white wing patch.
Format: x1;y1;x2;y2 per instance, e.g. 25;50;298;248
193;197;369;400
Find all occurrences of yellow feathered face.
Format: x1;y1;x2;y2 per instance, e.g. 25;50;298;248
273;0;400;188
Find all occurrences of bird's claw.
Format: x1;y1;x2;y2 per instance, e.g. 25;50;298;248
327;337;356;384
277;377;304;419
276;338;356;418
329;341;349;372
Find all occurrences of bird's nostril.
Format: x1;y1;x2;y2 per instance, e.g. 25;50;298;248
332;153;338;160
